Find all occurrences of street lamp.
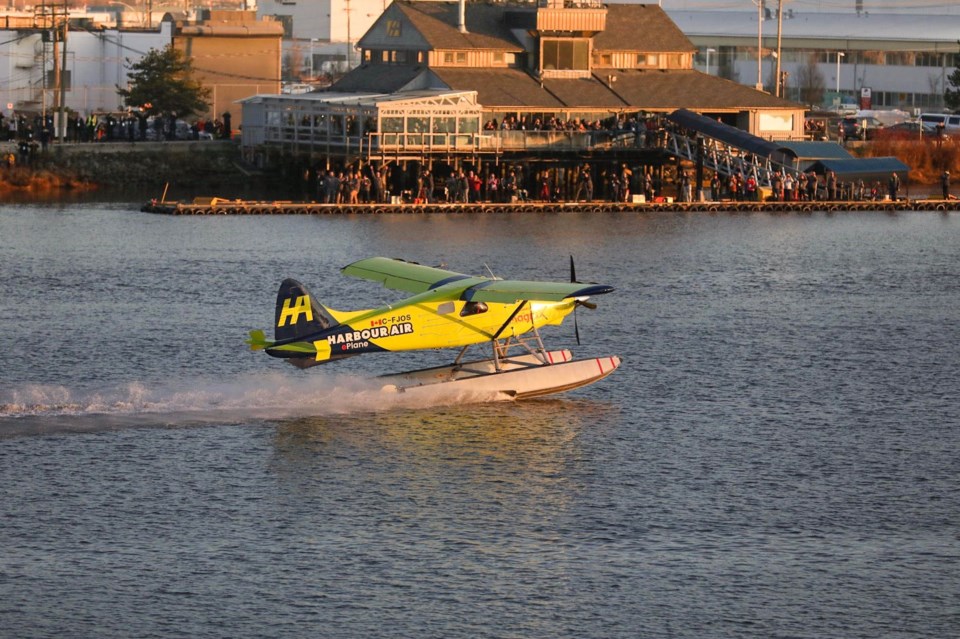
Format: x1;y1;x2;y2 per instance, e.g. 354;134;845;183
836;51;845;94
706;48;716;75
753;0;763;90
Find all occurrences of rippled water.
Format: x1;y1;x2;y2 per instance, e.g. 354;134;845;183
1;205;958;638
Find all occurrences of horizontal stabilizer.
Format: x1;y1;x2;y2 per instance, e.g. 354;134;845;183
245;329;272;351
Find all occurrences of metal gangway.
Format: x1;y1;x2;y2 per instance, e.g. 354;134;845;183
663;109;803;190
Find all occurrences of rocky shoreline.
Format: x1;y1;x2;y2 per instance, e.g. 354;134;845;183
0;140;272;197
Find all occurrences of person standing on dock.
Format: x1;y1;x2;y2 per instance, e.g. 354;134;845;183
324;171;340;204
575;165;593;202
807;172;819;201
679;172;691;203
487;172;499;202
744;172;757;201
941;170;950;200
888;173;900;201
468;171;482;203
826;171;838;201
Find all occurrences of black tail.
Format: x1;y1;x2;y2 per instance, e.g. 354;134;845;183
274;278;338;342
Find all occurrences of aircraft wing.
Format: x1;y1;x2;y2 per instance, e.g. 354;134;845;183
342;257;473;293
463;280;614;304
343;257;614;304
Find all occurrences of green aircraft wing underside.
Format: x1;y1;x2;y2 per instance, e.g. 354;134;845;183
464;280;616;304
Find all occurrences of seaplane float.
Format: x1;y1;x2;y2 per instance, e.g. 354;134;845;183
246;257;621;400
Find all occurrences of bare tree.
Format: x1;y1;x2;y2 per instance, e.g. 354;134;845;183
794;53;825;107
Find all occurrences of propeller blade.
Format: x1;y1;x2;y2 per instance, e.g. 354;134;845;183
570;255;577;283
577;300;598;310
574;304;581;345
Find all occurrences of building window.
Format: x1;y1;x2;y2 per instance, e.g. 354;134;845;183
542;39;589;71
493;52;504;64
444;52;453;64
382;117;403;133
638;53;657;67
458;117;479;134
456;52;466;64
599;53;611;66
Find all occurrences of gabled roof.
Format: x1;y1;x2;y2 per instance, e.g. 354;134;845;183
379;67;803;112
393;1;523;51
594;4;694;53
542;77;628;109
431;68;564;108
332;64;429;93
607;70;798;110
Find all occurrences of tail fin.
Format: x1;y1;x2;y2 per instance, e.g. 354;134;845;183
274;278;338;342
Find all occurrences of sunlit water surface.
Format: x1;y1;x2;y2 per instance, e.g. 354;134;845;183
1;205;958;638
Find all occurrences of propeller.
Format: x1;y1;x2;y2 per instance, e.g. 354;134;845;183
568;255;612;344
570;255;596;344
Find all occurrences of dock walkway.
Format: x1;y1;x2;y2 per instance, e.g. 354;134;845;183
142;199;960;215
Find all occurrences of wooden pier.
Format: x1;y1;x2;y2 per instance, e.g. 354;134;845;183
141;197;960;216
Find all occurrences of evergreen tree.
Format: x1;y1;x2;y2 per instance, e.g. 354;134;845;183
945;46;960;112
117;45;210;119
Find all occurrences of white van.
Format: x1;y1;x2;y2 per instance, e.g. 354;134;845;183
919;113;960;133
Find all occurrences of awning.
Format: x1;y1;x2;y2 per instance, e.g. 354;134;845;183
807;157;910;182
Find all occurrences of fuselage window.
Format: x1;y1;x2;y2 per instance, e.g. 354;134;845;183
460;301;489;317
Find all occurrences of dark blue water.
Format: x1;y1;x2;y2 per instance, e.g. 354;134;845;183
1;205;958;638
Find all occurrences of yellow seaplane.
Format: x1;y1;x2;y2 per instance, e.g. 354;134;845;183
246;257;621;399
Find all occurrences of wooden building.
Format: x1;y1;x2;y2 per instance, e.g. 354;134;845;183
240;1;805;189
174;10;284;123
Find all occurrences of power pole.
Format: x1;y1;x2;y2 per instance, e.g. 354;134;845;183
775;1;784;97
59;1;68;143
52;5;60;129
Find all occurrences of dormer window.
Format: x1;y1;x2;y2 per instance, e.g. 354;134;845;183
542;39;589;71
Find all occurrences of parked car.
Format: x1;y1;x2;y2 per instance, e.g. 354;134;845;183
839;116;885;140
919;112;960;134
874;120;939;140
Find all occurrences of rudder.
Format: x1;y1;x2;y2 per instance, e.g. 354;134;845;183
274;278;338;342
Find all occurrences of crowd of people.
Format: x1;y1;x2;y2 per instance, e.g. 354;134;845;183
703;168;903;202
307;159;913;206
0;111;232;149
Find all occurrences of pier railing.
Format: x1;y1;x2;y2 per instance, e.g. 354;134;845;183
267;128;641;157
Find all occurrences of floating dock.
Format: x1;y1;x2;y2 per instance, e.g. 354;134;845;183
141;197;960;215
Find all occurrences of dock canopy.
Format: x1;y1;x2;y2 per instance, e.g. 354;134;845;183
773;141;854;171
806;157;910;182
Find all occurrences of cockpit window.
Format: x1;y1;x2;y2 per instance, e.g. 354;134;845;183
460;301;488;317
